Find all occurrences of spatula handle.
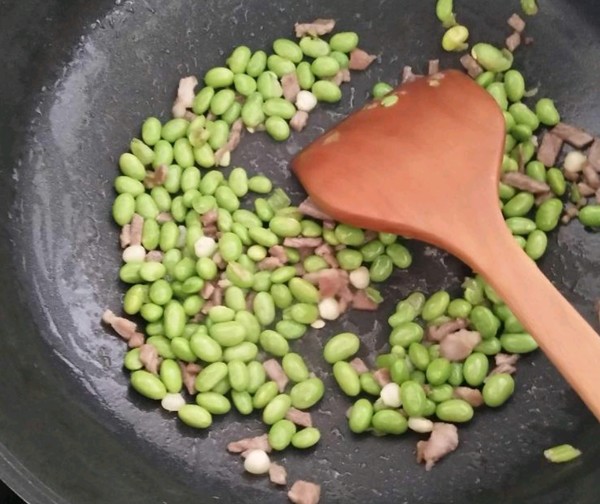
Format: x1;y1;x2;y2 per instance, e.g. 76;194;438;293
459;222;600;421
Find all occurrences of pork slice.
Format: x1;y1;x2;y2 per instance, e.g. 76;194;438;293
490;353;519;375
416;423;459;471
316;268;347;298
537;132;563;167
459;54;483;78
578;182;596;197
227;433;272;453
506;31;521;52
129;213;144;247
314;243;338;268
288;480;321;504
269;245;288;263
294;18;336;38
502;172;551;194
453;387;484;407
349;357;369;374
298;197;334;221
156;212;174;223
282;72;301;102
120;224;131;249
330;68;350;86
263;359;288;392
201;208;218;226
145;250;164;262
349;48;377;71
139;344;160;374
201;281;216;300
401;65;422;84
290;110;309;132
426;318;468;342
172;76;198;118
562;203;579;224
535;191;554;206
373;368;391;387
144;164;168;188
269;462;287;486
102;310;139;342
285;407;313;427
551;123;594;149
214;119;244;163
258;256;286;271
284;237;323;248
128;332;145;348
588;140;600;170
439;330;482;361
179;362;202;395
351;290;379;311
508;13;526;32
428;59;440;76
211;285;223;306
583;164;600;190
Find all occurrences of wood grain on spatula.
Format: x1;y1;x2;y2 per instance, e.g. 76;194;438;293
293;70;600;421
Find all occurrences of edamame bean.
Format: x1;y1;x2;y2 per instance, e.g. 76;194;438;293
241;92;265;128
487;83;508;110
348;398;373;433
311;56;340;78
389;322;423;347
300;36;330;58
253;291;276;326
146;336;175;358
503;192;535;218
333;361;361;397
209;321;246;347
171;337;197;363
369;254;393;282
400;380;426;417
506;216;536;235
265;116;290;142
578;205;600;227
447;298;472;319
500;333;538;353
282;353;309;382
178;404;213;429
436;0;456;26
296;61;315;90
482;373;515;407
426;358;452;386
472;43;513;72
160;359;183;393
267;55;296;77
535;198;563;231
292;427;321;449
276;320;306;340
463;352;489;386
260;330;290;357
521;0;539;16
323;332;360;364
442;25;469;52
535;98;560;126
504;70;525;103
289;303;319;324
448;363;464;387
273;38;303;63
142;117;162;146
227;360;249;392
475;337;502;355
422;291;450;321
269;419;297;451
124;348;143;371
253;381;279;409
525;229;548;260
436;399;474;422
196;392;231;414
469;306;500;339
263;394;292;424
290;378;324;409
204;67;234;88
312;80;342;103
372;410;408;435
408;343;430;371
131;370;167;400
246;50;267;77
226;261;254;289
427;384;454;403
547;168;566;195
227;45;251;74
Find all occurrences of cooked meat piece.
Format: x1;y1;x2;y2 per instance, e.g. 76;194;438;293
506;32;521;52
373;368;391;387
583;164;600;189
144;164;168;188
282;72;301;102
577;182;596;197
453;387;484;407
351;290;378;311
284;237;323;248
120;224;131;249
129;214;144;247
508;13;526;32
128;332;145;348
401;65;422;84
537;132;563;167
139;344;160;374
309;268;348;298
561;203;579;224
179;362;202;395
201;281;216;300
288;480;321;504
212;251;225;269
551;123;594;148
330;68;351;86
588;140;600;170
416;423;459;471
298;197;334;221
294;18;336;38
501;172;551;194
490;353;519;375
227;434;272;453
428;59;440;76
349;357;369;374
285;407;313;427
290;110;309;132
156;212;173;223
201;208;218;226
269;463;287;486
172;76;198;118
439;330;482;361
258;256;286;271
211;285;223;306
269;246;288;263
215;119;244;164
145;250;164;262
102;310;141;343
263;359;288;392
349;48;377;71
426;318;468;342
459;54;483;78
314;243;339;268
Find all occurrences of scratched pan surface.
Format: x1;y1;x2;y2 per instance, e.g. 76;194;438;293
1;0;600;502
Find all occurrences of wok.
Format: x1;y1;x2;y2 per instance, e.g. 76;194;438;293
1;0;599;502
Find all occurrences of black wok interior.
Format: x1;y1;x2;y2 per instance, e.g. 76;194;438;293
1;0;600;502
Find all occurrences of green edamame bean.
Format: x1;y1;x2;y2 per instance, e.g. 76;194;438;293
226;261;254;289
123;284;145;315
290;378;324;409
119;262;142;284
372;410;408;435
247;244;267;262
369;254;393;282
483;373;515;407
442;25;469;52
296;61;315;90
226;45;251;74
192;87;215;115
504;70;525;103
208;306;236;324
578;205;600;227
241;92;265;128
292;427;321;449
227;360;249;392
335;224;364;246
152;140;174;168
246;50;267;77
269;419;297;451
436;399;474;422
260;330;290;357
178;405;212;429
360;240;384;262
408;343;430;371
303;255;328;273
535;198;563;231
521;0;538;14
400;380;426;417
511;124;533;143
257;71;283;99
252;270;272;292
139;303;162;322
231;390;253;415
217;232;243;263
487;82;508;110
535;98;560;126
509;103;540;131
131;370;167;400
124;348;143;371
269;216;302;238
386;243;412;269
335;249;362;271
282;353;310;382
196;257;217;280
547;168;566;195
289;303;318;324
300;36;330;58
142;117;162;146
427;384;454;403
506;216;536;235
265;116;290;142
112;193;136;226
267;55;296;77
526;161;547;182
389;359;409;384
273;38;303;63
448;363;464;387
223;342;258;363
253;381;279;409
130;138;155;166
253;291;276;326
389;322;423;347
469;305;500;339
223;286;246;312
114;176;145;197
436;0;456;26
312;80;342;103
204;67;234;88
171;337;196;363
330;50;349;69
196;392;231;414
333;361;361;397
161;118;188;143
360;372;382;396
329;31;359;52
323;332;360;364
190;332;223;362
195;362;228;393
209;321;246;347
462;352;489;386
275;320;306;340
119;153;147;181
422;291;451;321
500;333;538;353
502;192;535;218
525;229;548;260
472;43;513;72
146;336;175;358
160;359;183;393
372;82;394;99
475;71;495;88
263;394;292;425
135;193;159;220
447;298;472;319
426;358;452;386
287;278;319;304
246;361;266;393
311;56;340;78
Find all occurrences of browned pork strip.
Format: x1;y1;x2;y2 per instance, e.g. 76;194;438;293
180;362;202;395
139;344;160;374
349;49;377;71
459;54;483;78
288;480;321;504
285;408;313;427
349;357;369;374
416;423;459;471
269;463;287;486
294;19;335;38
506;32;521;52
537;132;563;167
551;123;594;148
227;434;271;453
453;387;484;407
508;13;526;32
439;330;482;361
502;172;551;194
263;359;288;392
426;318;468;342
282;72;301;102
490;353;519;375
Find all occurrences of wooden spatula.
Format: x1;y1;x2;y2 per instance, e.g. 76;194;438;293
293;69;600;420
